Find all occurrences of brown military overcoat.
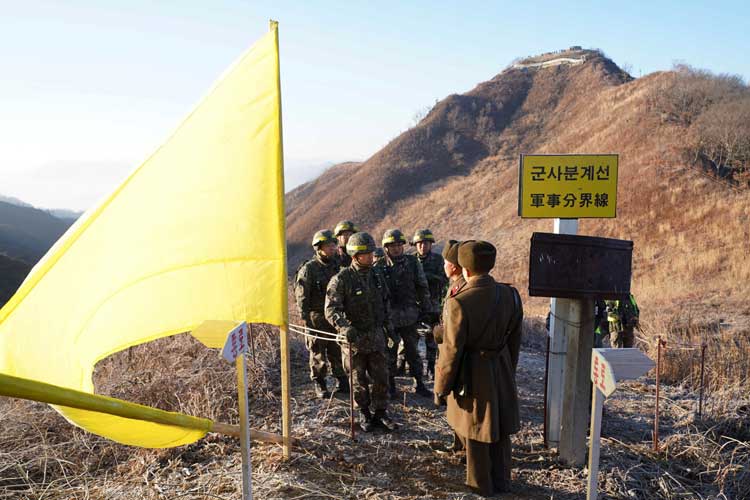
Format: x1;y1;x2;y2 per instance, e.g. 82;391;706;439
434;274;523;443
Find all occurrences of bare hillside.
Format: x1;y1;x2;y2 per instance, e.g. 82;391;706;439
286;51;750;328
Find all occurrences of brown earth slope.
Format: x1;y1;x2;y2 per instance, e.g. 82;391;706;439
286;51;750;326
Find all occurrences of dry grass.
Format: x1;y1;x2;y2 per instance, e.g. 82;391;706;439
1;316;749;499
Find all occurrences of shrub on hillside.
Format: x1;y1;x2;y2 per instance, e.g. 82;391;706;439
649;64;750;184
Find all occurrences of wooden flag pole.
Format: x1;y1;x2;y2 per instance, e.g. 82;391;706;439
280;326;292;459
0;372;286;444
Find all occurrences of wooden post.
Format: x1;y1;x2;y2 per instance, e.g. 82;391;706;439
586;386;605;500
279;326;292;459
654;337;662;451
546;218;578;448
698;343;707;418
559;298;594;465
349;347;356;440
236;353;253;500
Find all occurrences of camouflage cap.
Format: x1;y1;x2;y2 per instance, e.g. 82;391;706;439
334;220;359;236
441;239;461;265
457;240;496;273
412;229;435;244
346;232;376;256
311;229;336;248
382;228;407;246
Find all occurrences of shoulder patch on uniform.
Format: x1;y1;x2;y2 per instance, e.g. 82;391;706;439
450;283;461;297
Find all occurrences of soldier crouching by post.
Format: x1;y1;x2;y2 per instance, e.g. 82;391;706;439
434;241;523;496
294;230;348;398
325;232;396;432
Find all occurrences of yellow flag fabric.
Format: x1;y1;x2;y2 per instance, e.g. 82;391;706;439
0;23;286;448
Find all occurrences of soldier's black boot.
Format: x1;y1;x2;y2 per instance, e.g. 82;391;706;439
336;376;350;395
359;408;374;433
373;410;396;432
426;359;435;381
388;377;398;400
314;378;330;399
415;379;432;398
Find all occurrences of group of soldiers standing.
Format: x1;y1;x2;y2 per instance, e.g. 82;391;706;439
294;221;444;430
295;220;525;496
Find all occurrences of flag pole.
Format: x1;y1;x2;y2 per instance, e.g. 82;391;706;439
270;18;292;460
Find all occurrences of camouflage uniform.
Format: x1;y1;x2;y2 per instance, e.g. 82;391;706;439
376;235;431;395
294;254;346;382
606;294;639;348
417;250;448;375
333;220;358;269
335;247;352;269
325;258;392;418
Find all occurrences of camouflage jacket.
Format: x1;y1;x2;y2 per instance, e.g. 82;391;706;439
325;264;392;353
294;254;339;327
334;247;352;269
606;295;639;331
375;254;431;327
417;251;448;313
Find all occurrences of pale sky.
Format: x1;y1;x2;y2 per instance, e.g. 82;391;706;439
1;0;748;211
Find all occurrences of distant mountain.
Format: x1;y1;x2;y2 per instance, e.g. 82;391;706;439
47;208;83;221
0;200;74;264
286;48;750;326
0;194;33;207
0;254;31;307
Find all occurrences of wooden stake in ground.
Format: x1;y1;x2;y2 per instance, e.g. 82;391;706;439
559;299;594;465
280;325;292;459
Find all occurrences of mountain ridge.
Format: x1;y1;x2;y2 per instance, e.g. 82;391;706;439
286;50;750;326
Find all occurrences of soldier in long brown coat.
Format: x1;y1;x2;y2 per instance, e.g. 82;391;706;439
434;240;523;497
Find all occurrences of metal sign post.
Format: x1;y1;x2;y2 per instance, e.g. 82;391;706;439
222;322;253;500
587;348;654;500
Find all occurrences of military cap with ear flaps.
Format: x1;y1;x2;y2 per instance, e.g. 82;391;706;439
442;239;461;265
457;240;497;273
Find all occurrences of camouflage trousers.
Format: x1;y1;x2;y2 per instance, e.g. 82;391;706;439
389;323;424;381
306;336;345;381
398;325;436;372
611;327;635;348
342;346;389;412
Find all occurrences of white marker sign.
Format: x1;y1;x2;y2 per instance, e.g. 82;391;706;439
587;348;654;500
222;322;250;363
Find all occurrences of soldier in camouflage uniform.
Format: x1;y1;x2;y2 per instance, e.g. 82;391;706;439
606;294;639;348
325;232;396;432
294;230;348;398
412;229;448;379
376;229;432;398
333;220;358;268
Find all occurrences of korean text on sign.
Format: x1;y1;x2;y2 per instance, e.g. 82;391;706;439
518;154;618;218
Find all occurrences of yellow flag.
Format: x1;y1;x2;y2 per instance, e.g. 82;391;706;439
0;23;286;447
